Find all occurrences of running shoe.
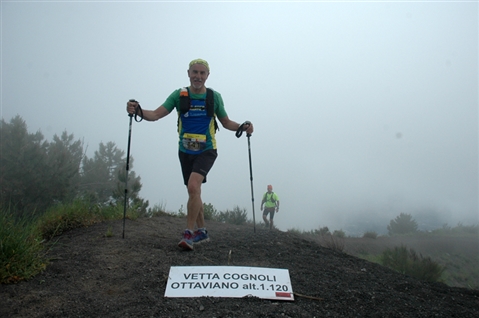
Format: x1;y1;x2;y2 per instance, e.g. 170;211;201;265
178;229;194;250
193;228;210;244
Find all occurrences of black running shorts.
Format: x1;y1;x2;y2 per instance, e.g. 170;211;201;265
263;207;276;219
178;149;218;185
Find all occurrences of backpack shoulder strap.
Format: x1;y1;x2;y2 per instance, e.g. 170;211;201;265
179;87;190;114
179;87;214;115
206;88;219;131
206;88;214;117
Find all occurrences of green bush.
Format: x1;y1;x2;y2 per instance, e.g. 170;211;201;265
203;203;218;220
381;245;444;282
216;206;248;225
333;229;346;238
387;213;418;235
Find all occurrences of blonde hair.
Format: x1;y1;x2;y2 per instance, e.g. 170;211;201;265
189;58;210;72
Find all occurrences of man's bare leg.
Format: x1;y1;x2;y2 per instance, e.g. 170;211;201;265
186;172;204;230
196;203;205;229
263;214;269;227
178;172;205;250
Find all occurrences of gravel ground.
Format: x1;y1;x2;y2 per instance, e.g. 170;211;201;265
1;214;478;317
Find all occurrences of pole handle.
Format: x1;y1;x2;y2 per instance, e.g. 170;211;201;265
128;99;143;122
236;121;252;138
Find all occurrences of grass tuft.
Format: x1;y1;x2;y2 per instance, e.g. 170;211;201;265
1;199;139;284
0;208;47;284
37;200;138;240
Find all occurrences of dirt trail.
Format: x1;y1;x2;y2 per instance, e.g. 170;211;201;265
1;215;478;317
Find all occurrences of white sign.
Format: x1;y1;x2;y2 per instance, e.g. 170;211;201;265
164;266;294;301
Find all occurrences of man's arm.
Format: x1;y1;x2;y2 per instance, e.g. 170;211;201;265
218;116;254;134
127;101;171;121
260;194;266;210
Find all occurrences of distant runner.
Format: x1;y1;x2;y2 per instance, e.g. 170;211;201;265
260;185;280;229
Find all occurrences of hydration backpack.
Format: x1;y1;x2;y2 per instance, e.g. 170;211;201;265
264;192;276;204
179;87;219;131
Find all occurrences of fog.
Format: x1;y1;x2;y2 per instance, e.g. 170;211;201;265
2;1;478;234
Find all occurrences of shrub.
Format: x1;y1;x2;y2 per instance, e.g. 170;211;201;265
458;223;478;235
287;228;303;235
147;203;168;217
387;213;418;235
431;223;479;236
203;203;218;220
171;205;186;218
216;206;248;225
332;229;346;238
363;231;378;239
381;245;444;282
320;234;345;252
315;226;330;236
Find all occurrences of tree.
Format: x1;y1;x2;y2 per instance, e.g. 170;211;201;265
0;116;45;210
0;116;147;215
79;141;123;203
387;213;418;235
79;141;144;208
44;131;84;203
1;116;49;214
113;159;148;214
0;116;84;215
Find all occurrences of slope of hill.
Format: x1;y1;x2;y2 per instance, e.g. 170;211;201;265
342;233;479;290
1;214;478;317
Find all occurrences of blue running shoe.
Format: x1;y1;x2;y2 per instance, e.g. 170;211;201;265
193;228;210;244
178;229;194;250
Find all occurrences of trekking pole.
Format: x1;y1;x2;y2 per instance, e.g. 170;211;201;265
236;121;256;233
123;99;143;239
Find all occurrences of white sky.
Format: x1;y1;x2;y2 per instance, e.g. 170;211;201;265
2;0;478;234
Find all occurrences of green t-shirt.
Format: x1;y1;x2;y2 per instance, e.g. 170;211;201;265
262;192;279;208
163;88;228;153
